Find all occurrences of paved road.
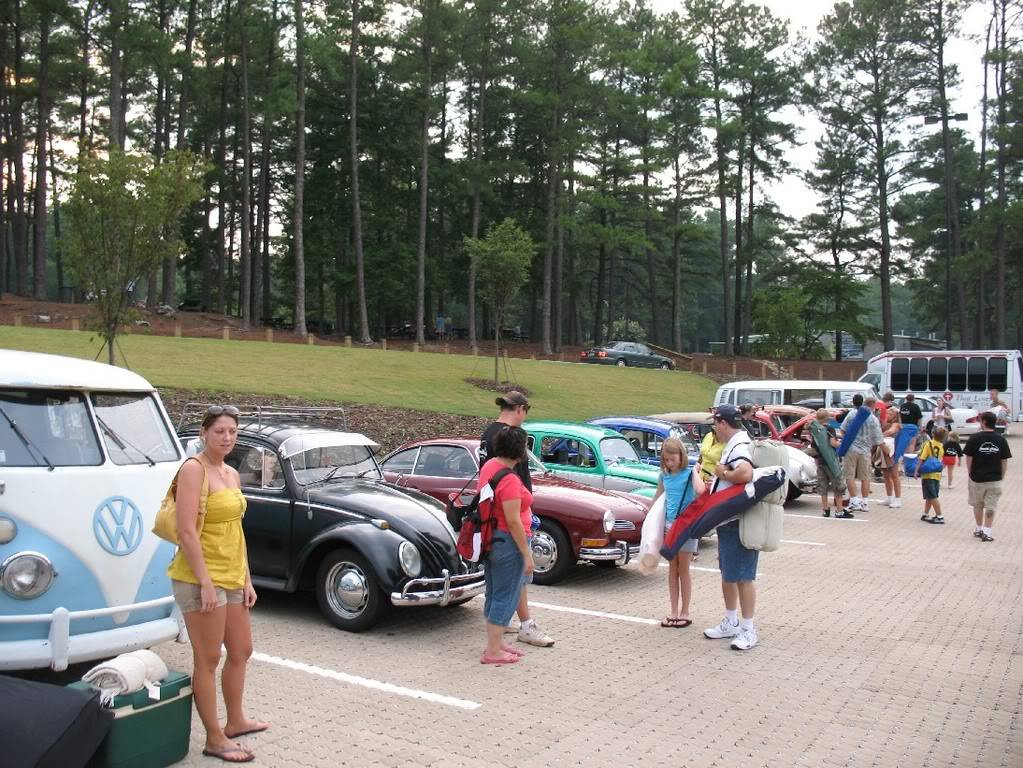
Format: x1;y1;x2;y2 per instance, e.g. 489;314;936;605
161;436;1022;767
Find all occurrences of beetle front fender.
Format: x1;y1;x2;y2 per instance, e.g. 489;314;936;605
290;523;405;592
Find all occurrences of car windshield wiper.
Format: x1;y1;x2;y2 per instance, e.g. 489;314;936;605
313;464;348;485
0;403;55;471
96;415;156;466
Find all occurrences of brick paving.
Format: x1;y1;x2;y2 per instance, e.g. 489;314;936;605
160;435;1022;767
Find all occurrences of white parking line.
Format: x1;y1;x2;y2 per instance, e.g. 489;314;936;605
780;539;827;547
252;651;481;710
785;513;869;523
530;601;660;625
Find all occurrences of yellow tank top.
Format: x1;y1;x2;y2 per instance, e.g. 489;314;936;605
699;432;724;483
167;488;248;590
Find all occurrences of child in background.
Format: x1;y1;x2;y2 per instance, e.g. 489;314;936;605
697;429;724;484
652;437;706;628
915;426;947;524
942;431;962;489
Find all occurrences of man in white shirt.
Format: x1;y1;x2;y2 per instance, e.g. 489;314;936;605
702;404;761;651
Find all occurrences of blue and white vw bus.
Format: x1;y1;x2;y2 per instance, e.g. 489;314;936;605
0;349;184;670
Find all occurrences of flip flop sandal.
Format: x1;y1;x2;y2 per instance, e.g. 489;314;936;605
660;617;679;627
480;652;520;665
202;747;255;763
675;618;693;628
502;644;525;657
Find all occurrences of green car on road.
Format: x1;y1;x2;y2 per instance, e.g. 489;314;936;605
523;421;659;498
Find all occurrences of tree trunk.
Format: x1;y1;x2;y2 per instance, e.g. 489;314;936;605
743;139;755;351
252;0;277;325
293;0;307;335
108;0;124;150
32;5;50;300
48;134;64;301
992;0;1007;346
712;44;731;349
732;134;744;355
415;0;433;347
469;64;488;348
875;113;894;350
672;150;683;352
12;0;27;295
214;0;232;314
350;0;371;343
238;0;252;329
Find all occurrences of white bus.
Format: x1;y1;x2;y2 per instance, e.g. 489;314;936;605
859;350;1023;423
0;350;185;670
713;380;878;409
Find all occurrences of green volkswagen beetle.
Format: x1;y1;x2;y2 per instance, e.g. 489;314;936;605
523;421;659;498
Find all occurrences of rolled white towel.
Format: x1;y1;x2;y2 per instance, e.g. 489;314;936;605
82;649;169;705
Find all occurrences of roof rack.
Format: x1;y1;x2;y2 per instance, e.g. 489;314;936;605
177;403;349;431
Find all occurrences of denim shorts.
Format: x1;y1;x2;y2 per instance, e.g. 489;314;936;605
921;479;941;500
483;533;525;627
716;521;759;583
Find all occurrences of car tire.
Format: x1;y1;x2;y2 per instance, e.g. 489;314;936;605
659;361;671;370
530;518;574;586
785;482;803;503
315;548;387;632
616;358;627;367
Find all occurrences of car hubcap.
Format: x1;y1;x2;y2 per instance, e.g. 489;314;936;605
617;360;625;367
325;561;369;618
531;531;558;573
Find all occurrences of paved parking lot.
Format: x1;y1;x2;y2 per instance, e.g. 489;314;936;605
160;435;1022;767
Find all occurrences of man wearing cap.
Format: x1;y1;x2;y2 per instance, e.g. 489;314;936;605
479;391;554;647
839;393;884;513
702;404;761;651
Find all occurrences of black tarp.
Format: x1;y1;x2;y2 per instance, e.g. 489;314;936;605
0;675;112;768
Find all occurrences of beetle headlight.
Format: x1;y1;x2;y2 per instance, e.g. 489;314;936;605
398;541;422;578
603;510;616;534
0;516;17;544
1;552;55;599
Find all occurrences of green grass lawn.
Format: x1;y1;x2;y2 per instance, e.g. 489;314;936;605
0;327;717;419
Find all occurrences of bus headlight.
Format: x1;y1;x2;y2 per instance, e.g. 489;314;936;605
603;510;616;533
398;541;422;578
1;552;56;599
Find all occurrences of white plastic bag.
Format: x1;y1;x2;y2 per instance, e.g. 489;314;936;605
638;494;666;575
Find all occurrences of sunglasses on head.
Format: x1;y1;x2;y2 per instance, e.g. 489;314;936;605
205;405;240;417
521;404;530;413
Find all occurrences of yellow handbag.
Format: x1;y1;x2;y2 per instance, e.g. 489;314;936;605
152;457;210;544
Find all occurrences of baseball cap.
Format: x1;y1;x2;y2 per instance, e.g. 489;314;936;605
496;390;530;410
713;404;742;427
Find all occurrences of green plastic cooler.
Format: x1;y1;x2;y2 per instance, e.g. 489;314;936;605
69;670;193;768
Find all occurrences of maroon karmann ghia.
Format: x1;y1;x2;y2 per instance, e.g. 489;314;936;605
380;438;650;585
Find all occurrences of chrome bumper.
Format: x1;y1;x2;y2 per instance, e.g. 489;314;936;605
578;541;639;564
0;596;186;672
390;568;486;607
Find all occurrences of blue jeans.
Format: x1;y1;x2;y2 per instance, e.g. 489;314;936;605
483;532;525;627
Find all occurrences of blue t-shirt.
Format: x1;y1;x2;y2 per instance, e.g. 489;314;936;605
662;467;696;524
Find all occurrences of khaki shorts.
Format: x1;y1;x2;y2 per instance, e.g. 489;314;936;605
968;480;1003;512
842;451;872;483
171;579;244;614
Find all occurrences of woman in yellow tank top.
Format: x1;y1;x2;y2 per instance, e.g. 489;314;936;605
170;406;268;763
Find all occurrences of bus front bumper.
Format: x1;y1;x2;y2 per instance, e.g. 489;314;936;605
0;596;185;672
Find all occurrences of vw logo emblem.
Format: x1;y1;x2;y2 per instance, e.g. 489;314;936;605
93;496;144;556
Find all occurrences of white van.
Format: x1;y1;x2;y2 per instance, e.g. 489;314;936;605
0;350;185;670
859;350;1022;426
714;380;879;410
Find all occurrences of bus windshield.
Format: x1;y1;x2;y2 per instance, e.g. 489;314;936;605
0;389;102;467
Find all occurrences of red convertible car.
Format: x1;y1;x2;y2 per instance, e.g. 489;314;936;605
380;438;650;585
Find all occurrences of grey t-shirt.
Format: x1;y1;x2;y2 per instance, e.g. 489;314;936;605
840;408;884;455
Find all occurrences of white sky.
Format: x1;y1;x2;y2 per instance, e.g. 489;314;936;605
650;0;992;219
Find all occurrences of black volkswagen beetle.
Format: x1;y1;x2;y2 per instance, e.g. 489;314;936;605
178;418;485;632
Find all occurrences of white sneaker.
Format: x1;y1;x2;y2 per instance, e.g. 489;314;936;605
880;497;892;507
890;498;902;508
517;620;554;647
704;617;740;639
730;626;759;651
503;621;520;635
847;499;863;512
